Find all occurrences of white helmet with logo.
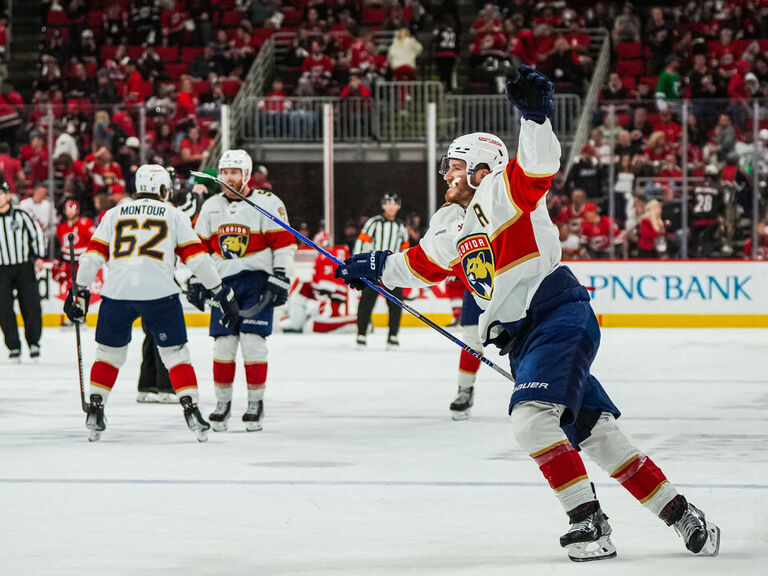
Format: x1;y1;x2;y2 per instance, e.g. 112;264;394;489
218;149;253;191
135;164;172;200
439;132;509;189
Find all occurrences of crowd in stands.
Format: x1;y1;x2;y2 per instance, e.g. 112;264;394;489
2;1;768;262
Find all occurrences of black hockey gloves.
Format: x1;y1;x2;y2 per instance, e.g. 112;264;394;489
263;271;291;308
214;285;240;330
506;65;554;125
334;251;390;290
64;287;90;323
187;280;209;311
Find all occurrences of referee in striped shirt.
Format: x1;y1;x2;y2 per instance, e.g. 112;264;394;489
0;178;45;361
353;193;409;349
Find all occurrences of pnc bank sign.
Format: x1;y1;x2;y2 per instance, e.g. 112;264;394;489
587;274;752;301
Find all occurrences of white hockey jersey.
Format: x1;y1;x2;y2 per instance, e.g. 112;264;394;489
195;189;297;278
77;197;221;300
381;118;562;343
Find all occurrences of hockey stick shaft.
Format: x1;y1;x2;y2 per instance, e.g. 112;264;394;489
67;234;88;413
190;171;515;382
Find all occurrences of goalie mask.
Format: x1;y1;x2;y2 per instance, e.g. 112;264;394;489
439;132;509;189
135;164;172;200
219;149;253;192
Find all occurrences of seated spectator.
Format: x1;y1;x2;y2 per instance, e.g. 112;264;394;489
556;188;589;235
624;106;653;138
250;165;271;191
161;0;190;47
43;28;69;66
652;107;682;144
178;125;212;171
602;72;628;101
646;6;675;74
581;204;623;258
53;152;89;192
190;45;222;80
710;28;740;82
567;146;604;199
79;29;99;64
0;143;23;196
559;222;584;260
340;75;371;98
175;76;199;131
19;132;49;186
19;184;55;246
538;36;584;94
645;131;670;163
145;83;176;119
615;129;642;157
590;129;612;166
122;59;146;106
259;79;291;112
85;144;125;191
152;122;175;165
137;43;167;82
472;3;502;36
66;62;97;100
95;69;119;104
302;41;334;94
198;80;226;114
706;113;737;163
299;7;326;40
656;153;683;184
387;29;423;81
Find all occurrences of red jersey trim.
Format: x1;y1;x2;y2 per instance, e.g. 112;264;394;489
264;229;297;250
85;238;110;260
175;241;207;264
404;245;451;284
490;210;540;273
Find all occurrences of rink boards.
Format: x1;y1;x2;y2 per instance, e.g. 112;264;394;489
26;259;768;329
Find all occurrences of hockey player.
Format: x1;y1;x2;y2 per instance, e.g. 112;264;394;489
449;289;483;420
63;164;240;442
280;232;355;333
336;66;720;562
189;149;296;432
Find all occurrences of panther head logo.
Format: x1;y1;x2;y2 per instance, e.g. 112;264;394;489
218;224;250;259
459;234;495;300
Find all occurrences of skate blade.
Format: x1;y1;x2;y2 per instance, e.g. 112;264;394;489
156;394;177;404
136;393;159;403
697;524;721;557
88;429;101;442
244;421;263;432
194;428;209;442
211;420;229;432
566;537;617;562
451;409;471;421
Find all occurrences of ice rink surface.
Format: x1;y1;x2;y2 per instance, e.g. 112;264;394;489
1;326;767;575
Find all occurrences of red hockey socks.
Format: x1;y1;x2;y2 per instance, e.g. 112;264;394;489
213;360;235;402
90;361;119;400
245;362;267;401
611;454;678;515
531;439;594;510
168;363;199;401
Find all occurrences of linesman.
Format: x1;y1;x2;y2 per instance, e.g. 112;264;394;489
354;193;409;349
0;177;45;361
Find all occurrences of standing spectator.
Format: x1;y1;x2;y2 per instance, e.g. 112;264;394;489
556;188;589;234
19;132;49;187
19;184;55;248
567;146;604;198
86;145;125;191
656;56;681;103
558;222;583;260
387;28;423;81
433;16;459;92
0;178;45;361
646;6;675;74
690;165;724;257
353;193;409;349
602;72;628;102
637;200;667;258
137;43;167;82
612;2;641;45
581;204;623;258
302;41;334;94
178;125;212;173
0;143;24;197
707;113;737;163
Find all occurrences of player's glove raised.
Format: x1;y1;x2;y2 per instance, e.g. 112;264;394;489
334;251;390;290
213;284;240;330
505;65;554;124
186;279;210;311
263;270;291;308
63;287;90;323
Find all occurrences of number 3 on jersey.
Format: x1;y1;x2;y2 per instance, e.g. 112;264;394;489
113;218;169;260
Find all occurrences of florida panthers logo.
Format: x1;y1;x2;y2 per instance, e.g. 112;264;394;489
218;224;250;259
458;234;495;300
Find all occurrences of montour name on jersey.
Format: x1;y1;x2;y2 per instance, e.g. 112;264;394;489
119;204;167;217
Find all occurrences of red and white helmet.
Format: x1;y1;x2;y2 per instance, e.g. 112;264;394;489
439;132;509;189
135;164;172;200
313;231;331;248
218;149;253;190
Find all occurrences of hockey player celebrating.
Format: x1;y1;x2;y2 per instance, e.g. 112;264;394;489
335;66;720;562
190;150;296;432
63;164;240;442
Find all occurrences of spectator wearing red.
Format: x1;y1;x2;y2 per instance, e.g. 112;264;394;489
471;4;502;36
123;59;146;106
175;76;199;130
0;83;23;142
302;41;334;92
249;165;271;191
510;29;537;66
0;143;24;196
161;0;188;47
102;0;129;44
19;133;49;186
710;28;740;80
637;200;666;258
556;188;588;235
340;75;371;98
581;204;623;258
111;105;137;138
387;29;423;81
299;7;325;40
470;20;507;56
744;222;768;259
85;145;125;191
564;15;591;58
259;79;291;112
728;60;753;100
179;125;212;167
54;153;89;193
652;108;682;144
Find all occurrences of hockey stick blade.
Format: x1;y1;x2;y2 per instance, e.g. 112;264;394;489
189;171;515;382
204;296;269;318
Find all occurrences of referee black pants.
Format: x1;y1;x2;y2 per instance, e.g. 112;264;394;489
0;262;42;352
357;286;403;338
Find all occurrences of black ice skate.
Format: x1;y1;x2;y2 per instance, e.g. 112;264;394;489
242;400;264;431
180;396;210;442
9;349;20;363
386;335;399;350
208;401;232;432
85;394;106;442
29;345;40;361
560;501;617;562
356;334;367;349
450;386;474;420
660;495;720;556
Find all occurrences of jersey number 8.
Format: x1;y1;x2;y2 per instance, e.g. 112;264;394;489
113;219;169;260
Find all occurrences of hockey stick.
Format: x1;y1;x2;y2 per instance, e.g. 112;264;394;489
67;234;88;413
190;171;515;383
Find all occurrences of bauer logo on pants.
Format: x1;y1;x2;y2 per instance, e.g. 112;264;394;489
218;224;250;259
458;234;495;300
